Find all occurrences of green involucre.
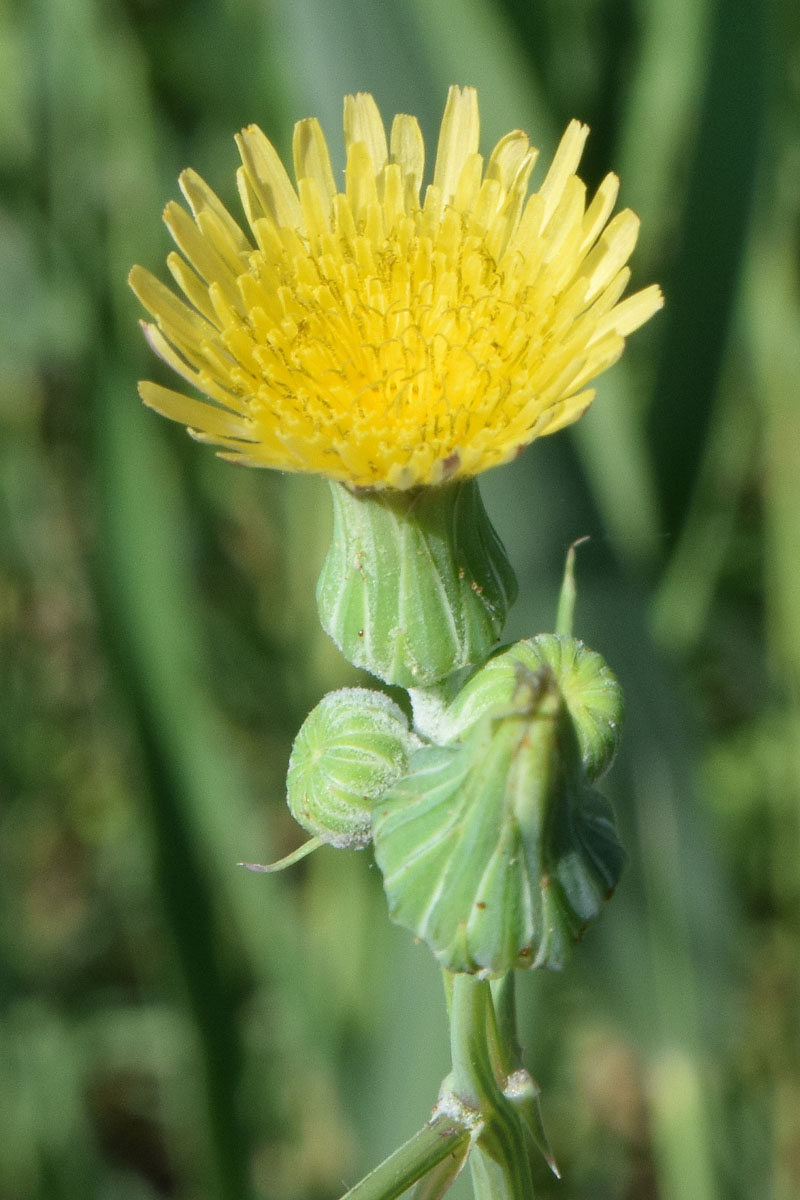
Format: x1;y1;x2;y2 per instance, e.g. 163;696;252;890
442;634;624;780
316;479;518;688
372;667;625;975
287;688;419;848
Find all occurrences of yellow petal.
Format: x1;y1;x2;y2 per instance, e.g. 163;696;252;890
235;124;302;228
178;169;251;254
343;92;388;173
162;202;242;310
139;381;255;440
389;113;424;206
292;117;337;204
596;284;665;339
433;85;480;205
538;119;589;226
345;141;380;224
486;130;531;189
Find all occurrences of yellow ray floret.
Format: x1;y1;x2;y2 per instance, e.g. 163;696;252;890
130;86;663;490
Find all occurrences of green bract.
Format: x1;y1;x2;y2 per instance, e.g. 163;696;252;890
287;688;419;848
316;479;518;688
443;634;623;780
372;667;625;976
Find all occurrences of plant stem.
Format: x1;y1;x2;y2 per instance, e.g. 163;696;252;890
447;973;535;1199
411;1143;472;1200
338;1115;471;1200
337;973;538;1200
448;974;495;1107
492;976;560;1181
489;973;521;1077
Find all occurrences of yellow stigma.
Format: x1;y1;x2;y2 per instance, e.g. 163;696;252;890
130;87;663;490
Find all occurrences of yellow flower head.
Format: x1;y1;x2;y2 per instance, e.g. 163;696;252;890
130;87;662;490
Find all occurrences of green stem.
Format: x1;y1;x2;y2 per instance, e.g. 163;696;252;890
411;1143;472;1200
337;1116;471;1200
489;973;521;1077
470;1144;528;1200
447;974;535;1200
491;976;560;1181
337;974;539;1200
448;974;496;1106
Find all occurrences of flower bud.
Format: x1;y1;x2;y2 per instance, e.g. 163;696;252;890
372;667;625;975
443;634;623;780
288;688;419;848
316;480;518;688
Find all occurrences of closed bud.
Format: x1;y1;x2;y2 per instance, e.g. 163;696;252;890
373;667;625;976
288;688;419;848
443;634;623;781
316;480;518;688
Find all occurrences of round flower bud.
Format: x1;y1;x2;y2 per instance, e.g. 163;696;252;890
443;634;623;780
373;668;625;976
316;479;518;689
287;688;419;848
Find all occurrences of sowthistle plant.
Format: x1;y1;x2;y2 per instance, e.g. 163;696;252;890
131;86;662;1199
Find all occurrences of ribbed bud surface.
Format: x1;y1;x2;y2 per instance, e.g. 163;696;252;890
316;479;518;688
443;634;623;780
373;667;625;975
288;688;418;848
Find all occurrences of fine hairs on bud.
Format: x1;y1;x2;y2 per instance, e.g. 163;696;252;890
287;687;420;848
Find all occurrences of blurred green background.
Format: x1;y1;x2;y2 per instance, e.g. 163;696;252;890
2;0;799;1196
